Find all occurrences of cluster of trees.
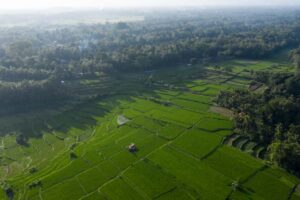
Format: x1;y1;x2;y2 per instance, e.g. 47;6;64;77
1;9;300;111
216;61;300;174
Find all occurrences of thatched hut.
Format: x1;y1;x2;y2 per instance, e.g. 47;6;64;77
128;143;137;152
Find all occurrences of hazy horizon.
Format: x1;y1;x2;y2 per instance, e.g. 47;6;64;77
1;0;300;11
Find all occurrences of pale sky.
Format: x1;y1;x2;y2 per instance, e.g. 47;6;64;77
1;0;300;10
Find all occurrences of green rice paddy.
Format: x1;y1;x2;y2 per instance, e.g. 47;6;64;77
0;59;299;200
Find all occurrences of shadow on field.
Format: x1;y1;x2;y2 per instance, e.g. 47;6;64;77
9;95;141;140
0;64;216;145
0;86;158;143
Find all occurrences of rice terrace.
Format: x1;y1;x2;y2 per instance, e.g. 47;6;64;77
1;4;300;200
0;57;299;200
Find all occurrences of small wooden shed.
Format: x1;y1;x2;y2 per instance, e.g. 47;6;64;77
128;143;137;152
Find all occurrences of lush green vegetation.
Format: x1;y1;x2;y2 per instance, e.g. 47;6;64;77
0;56;299;199
216;49;300;175
0;8;300;200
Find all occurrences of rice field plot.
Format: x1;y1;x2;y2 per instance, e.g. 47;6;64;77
121;108;142;119
130;116;165;133
0;153;24;177
189;84;208;92
267;166;299;185
212;60;249;74
185;80;207;88
154;89;179;101
2;144;24;162
109;130;167;170
178;92;213;104
99;177;144;200
153;93;175;101
23;186;41;200
171;129;222;158
165;109;204;127
220;60;262;73
250;61;282;71
229;77;251;85
43;133;65;150
145;112;181;129
204;146;264;180
242;167;298;200
7;138;50;166
86;126;138;158
155;89;180;97
11;152;71;187
145;108;202;128
224;82;246;90
196;118;233;132
158;123;186;140
229;189;263;200
155;188;193;200
23;138;57;167
200;83;231;95
41;177;85;200
144;108;172;120
114;126;164;148
76;160;120;193
80;191;106;200
130;98;161;113
123;160;179;199
38;157;91;190
222;59;293;75
148;146;232;199
203;83;230;90
201;87;221;96
171;98;210;111
75;148;105;166
84;121;118;142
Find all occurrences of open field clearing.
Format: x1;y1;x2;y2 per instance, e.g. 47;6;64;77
0;59;299;200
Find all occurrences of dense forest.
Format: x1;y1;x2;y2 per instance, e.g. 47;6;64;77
216;49;300;175
1;9;300;111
